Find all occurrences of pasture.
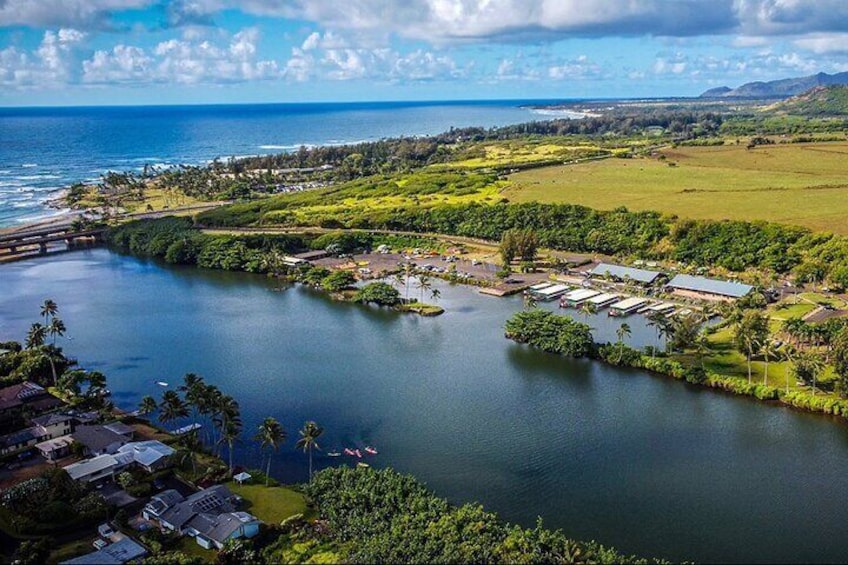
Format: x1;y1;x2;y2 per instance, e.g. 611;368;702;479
504;142;848;233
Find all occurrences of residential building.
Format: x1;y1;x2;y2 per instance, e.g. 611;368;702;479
0;413;75;456
116;441;175;473
0;382;64;426
143;485;262;549
36;435;75;461
72;424;132;456
63;452;134;483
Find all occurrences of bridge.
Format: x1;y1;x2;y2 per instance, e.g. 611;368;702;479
0;224;106;258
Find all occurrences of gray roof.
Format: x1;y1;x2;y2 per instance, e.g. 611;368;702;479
590;263;663;284
117;441;175;467
205;511;260;544
72;425;128;454
145;489;185;517
62;537;147;564
667;274;754;298
31;413;73;427
103;421;135;437
159;485;235;530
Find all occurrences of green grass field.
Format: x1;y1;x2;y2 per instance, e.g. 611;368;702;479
226;482;311;524
505;142;848;233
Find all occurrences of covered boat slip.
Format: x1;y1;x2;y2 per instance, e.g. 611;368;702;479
587;293;621;308
646;302;676;315
608;297;649;316
529;283;571;300
559;288;601;307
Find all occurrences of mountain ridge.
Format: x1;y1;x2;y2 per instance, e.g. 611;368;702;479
700;71;848;98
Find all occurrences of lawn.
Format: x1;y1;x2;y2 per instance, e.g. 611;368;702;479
226;482;312;525
176;536;217;562
505;141;848;233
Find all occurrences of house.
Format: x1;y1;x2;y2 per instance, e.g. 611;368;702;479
117;441;175;473
0;382;64;425
0;413;75;456
61;536;147;564
589;263;664;286
36;435;75;462
103;421;135;438
31;413;75;437
63;452;133;483
144;485;262;550
63;439;175;480
666;274;754;302
72;424;132;456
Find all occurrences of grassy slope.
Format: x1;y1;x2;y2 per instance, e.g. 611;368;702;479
504;142;848;233
226;483;311;524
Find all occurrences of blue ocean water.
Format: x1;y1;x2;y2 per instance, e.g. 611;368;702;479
0;100;572;227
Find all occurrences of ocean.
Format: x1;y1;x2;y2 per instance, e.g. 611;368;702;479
0;99;577;227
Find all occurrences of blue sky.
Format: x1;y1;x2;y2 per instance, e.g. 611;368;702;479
2;1;848;105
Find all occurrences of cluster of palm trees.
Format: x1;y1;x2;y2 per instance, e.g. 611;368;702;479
139;373;324;483
394;266;440;304
24;299;68;386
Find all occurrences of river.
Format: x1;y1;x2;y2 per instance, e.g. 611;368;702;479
1;248;848;563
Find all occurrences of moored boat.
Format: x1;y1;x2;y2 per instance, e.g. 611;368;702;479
364;446;378;455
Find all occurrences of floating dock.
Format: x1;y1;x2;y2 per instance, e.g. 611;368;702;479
645;302;676;316
587;293;621;309
609;297;649;316
559;288;600;307
530;283;570;301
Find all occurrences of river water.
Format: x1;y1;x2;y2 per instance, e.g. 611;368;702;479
1;249;848;563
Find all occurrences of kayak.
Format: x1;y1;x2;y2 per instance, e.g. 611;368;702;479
357;462;370;468
354;449;363;458
364;446;378;455
343;448;356;456
156;381;169;387
327;452;341;457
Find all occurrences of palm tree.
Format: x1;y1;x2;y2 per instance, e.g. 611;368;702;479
416;275;432;303
138;395;158;416
646;312;666;357
579;301;597;324
430;288;441;303
47;317;66;346
179;373;205;442
254;417;286;486
695;330;712;370
616;323;632;362
40;299;58;324
159;390;188;428
219;417;243;473
25;323;46;350
761;340;781;386
213;395;241;461
296;421;323;481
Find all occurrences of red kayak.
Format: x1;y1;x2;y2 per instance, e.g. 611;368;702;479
364;446;378;455
343;448;356;456
354;449;363;458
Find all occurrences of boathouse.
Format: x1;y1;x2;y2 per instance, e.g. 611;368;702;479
666;274;753;302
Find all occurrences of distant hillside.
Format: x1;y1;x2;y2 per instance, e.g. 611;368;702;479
701;71;848;98
766;85;848;115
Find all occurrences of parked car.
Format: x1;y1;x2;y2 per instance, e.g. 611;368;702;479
93;539;108;550
98;523;116;538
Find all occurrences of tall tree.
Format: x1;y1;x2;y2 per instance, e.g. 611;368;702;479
296;421;323;481
47;317;66;347
616;322;632;363
416;275;432;303
138;395;158;416
25;323;46;350
40;299;58;325
832;327;848;398
733;310;769;383
792;351;825;394
159;390;188;428
254;417;286;486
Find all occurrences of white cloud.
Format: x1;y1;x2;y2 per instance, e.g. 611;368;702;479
0;28;85;87
82;27;280;85
793;33;848;54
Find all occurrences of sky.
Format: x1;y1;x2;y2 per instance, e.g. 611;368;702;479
2;0;848;106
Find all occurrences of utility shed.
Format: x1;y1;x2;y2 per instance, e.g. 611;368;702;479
589;263;664;285
666;274;753;301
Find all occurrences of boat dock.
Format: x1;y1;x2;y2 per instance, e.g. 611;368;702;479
646;302;676;316
586;293;620;309
530;283;571;301
609;297;649;316
559;288;600;308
